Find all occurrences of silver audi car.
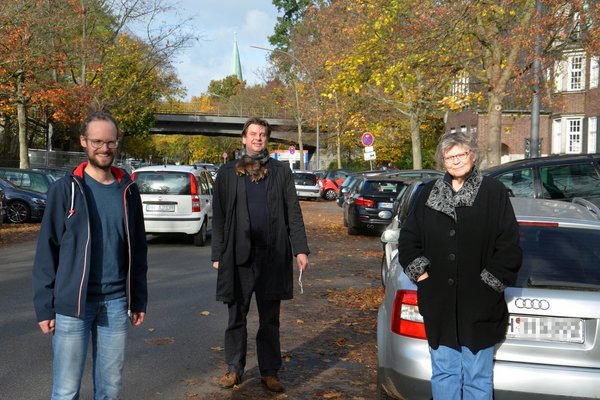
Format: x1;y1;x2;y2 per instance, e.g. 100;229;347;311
378;197;600;399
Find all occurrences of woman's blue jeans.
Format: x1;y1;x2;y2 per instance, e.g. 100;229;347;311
51;297;129;400
429;345;494;400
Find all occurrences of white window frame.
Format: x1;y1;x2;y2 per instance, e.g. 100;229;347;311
555;53;586;92
567;118;582;153
589;116;598;153
569;55;584;91
591;57;599;89
552;118;562;154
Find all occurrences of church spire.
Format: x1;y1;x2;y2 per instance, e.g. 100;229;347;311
231;32;243;81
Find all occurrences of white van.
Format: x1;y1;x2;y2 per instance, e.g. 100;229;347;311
132;165;214;246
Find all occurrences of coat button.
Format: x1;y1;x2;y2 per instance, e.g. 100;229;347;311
449;229;456;237
448;278;455;286
448;253;455;261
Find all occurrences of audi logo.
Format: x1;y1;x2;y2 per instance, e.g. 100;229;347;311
514;298;550;310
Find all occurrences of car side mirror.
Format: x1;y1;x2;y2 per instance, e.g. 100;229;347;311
381;228;400;244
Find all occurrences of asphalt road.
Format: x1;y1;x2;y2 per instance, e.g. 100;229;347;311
0;234;230;399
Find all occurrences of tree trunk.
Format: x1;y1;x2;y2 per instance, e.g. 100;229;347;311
17;74;30;169
409;112;422;170
485;94;503;169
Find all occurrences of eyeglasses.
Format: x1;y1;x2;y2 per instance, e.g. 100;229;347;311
443;151;470;163
85;138;119;149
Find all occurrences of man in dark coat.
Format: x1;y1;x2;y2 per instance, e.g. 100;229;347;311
211;117;310;392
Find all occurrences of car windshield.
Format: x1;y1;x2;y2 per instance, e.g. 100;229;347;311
363;181;404;196
294;173;317;185
517;225;600;289
135;171;192;195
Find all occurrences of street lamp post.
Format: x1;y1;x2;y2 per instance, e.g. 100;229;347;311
251;45;320;170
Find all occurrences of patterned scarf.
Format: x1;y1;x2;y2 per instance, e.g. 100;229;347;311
235;148;270;183
426;167;483;221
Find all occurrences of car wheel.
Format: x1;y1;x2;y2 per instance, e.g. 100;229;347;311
7;201;30;224
193;221;207;247
324;189;337;201
347;224;360;235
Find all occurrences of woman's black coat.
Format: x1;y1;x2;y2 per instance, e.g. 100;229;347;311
211;158;310;303
398;172;522;352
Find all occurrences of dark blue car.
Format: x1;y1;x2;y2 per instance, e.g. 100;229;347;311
0;177;47;224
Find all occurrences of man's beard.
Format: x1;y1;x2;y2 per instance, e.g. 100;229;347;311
87;151;115;170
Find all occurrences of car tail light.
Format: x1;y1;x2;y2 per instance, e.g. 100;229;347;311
131;172;136;180
189;173;201;212
355;196;374;207
519;221;559;227
391;290;427;339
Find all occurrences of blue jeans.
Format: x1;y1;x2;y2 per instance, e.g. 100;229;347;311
51;297;129;400
429;345;494;400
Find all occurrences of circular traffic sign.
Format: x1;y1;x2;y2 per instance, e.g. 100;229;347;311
361;132;374;147
222;152;228;159
289;146;296;155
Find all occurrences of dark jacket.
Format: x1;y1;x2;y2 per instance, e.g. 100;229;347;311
211;158;310;303
398;170;522;351
32;163;148;322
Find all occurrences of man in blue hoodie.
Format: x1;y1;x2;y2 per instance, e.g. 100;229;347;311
32;110;148;399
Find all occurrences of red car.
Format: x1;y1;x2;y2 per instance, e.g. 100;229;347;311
318;169;351;200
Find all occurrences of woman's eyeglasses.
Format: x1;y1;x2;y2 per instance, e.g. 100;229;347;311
443;151;470;163
85;138;119;149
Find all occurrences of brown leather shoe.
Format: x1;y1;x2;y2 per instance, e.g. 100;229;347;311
218;372;240;388
261;375;285;392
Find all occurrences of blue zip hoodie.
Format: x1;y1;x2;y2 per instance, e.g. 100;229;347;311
32;163;148;322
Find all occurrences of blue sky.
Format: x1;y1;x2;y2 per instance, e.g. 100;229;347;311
157;0;279;100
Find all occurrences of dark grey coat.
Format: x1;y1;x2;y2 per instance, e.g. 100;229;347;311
211;158;310;303
398;170;522;351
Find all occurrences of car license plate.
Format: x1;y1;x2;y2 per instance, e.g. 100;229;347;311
146;204;175;212
506;315;584;343
379;202;393;209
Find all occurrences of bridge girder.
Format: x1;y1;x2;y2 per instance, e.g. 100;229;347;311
150;114;316;149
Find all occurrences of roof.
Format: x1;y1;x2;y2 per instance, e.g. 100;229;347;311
510;197;600;228
133;165;201;173
484;154;600;175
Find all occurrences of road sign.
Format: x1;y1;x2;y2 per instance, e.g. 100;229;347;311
364;151;377;161
361;132;374;147
222;152;228;159
364;145;374;153
289;146;296;155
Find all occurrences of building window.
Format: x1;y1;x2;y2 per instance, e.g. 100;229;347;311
569;55;584;90
555;53;586;92
591;57;599;89
589;117;597;153
460;125;467;133
567;118;582;153
450;128;456;134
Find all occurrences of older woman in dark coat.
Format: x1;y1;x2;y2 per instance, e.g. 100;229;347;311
398;131;522;399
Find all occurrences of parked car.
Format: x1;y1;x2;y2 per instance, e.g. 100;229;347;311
342;176;410;235
194;162;219;179
319;168;351;201
0;177;47;224
0;167;55;194
0;186;5;227
483;154;600;206
380;178;439;287
32;166;72;180
378;197;600;399
131;165;214;246
292;170;321;200
336;170;385;207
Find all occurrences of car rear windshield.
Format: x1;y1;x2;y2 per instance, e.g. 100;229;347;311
517;225;600;289
135;171;192;195
363;181;405;196
294;173;317;185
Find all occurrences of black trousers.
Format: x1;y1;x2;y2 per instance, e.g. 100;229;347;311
225;247;281;377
